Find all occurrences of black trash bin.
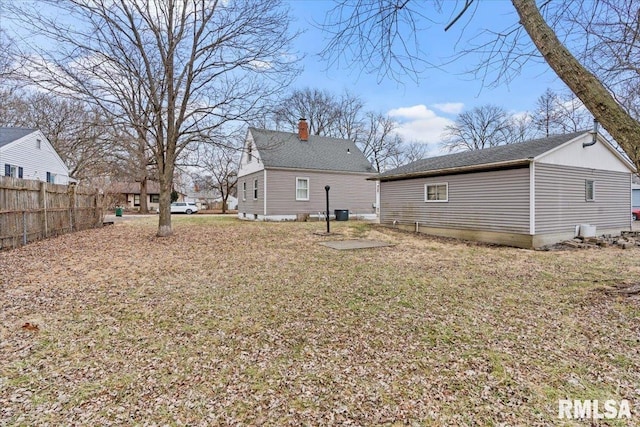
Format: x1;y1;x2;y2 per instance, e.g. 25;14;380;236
334;209;349;221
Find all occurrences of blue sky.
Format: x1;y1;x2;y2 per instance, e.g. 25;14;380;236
1;0;571;152
285;0;568;150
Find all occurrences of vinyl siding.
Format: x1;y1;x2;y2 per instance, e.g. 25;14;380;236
380;167;530;233
535;163;631;233
264;169;376;216
237;171;264;217
0;131;69;184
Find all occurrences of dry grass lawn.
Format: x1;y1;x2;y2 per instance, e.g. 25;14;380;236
1;216;639;426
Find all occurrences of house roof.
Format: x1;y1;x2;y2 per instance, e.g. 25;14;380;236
107;181;161;194
377;132;590;181
248;128;375;173
0;127;37;148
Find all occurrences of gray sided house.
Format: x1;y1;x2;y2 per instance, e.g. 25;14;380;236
376;132;636;248
237;120;377;221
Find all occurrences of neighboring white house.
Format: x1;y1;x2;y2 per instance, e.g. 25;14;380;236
212;195;237;210
0;128;70;184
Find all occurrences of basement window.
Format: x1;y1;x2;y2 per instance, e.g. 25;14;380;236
585;180;595;201
425;183;448;202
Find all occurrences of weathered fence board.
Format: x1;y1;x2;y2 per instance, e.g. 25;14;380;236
0;176;103;250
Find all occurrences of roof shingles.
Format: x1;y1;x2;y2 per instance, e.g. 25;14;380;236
0;127;37;148
378;132;587;180
249;128;375;173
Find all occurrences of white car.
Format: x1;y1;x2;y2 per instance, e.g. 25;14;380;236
170;202;198;214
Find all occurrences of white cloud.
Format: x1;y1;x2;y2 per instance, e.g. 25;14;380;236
432;102;464;114
387;104;454;145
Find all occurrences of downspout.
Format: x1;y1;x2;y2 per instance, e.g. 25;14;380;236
263;169;267;219
529;160;535;236
583;119;598;147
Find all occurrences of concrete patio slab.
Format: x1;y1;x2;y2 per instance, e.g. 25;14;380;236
319;239;394;250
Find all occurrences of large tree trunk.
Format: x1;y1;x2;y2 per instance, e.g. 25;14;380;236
157;167;173;237
512;0;640;170
139;176;149;214
221;192;228;214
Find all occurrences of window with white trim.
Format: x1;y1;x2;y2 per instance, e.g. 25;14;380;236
425;183;448;202
253;179;258;199
4;164;22;178
296;177;309;200
585;180;595;201
242;182;247;201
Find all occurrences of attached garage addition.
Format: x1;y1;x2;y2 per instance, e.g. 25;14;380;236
376;132;636;248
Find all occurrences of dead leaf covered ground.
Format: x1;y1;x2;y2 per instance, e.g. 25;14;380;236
1;216;639;426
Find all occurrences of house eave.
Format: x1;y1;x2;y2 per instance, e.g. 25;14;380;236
374;159;531;182
266;166;377;176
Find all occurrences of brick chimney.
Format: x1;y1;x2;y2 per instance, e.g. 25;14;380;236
298;118;309;141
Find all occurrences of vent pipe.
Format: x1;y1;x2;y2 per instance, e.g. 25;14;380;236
583;119;598;147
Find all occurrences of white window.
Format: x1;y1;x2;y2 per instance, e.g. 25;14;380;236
296;177;309;201
253;179;258;200
247;143;252;162
36;139;41;149
242;182;247;201
425;183;448;202
585;180;595;201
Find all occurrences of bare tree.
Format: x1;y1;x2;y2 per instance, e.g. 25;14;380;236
506;112;536;144
532;88;590;137
273;88;364;138
0;90;117;182
6;0;299;237
274;87;411;170
533;88;562;137
441;105;516;152
321;0;640;169
198;144;240;214
0;29;17;79
554;94;591;133
358;112;402;171
389;141;429;169
334;90;366;141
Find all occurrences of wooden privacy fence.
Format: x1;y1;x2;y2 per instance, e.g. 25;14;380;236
0;176;104;250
